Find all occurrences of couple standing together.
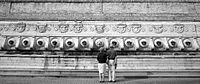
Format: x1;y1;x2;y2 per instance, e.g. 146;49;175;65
97;46;117;83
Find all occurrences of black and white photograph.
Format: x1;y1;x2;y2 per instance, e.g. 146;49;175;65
0;0;200;84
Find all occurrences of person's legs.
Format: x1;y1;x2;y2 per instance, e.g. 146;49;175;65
112;66;115;81
109;60;115;82
108;60;113;81
99;73;102;82
102;73;105;82
108;65;112;81
98;63;103;82
102;63;106;82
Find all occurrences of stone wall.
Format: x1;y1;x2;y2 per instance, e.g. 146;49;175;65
0;1;200;21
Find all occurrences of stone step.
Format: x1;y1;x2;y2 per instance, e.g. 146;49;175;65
0;69;200;78
1;55;200;70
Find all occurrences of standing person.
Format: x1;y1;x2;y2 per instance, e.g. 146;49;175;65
107;46;117;82
97;47;107;83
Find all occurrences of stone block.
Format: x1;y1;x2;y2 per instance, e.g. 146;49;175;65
103;3;148;14
147;3;196;14
4;0;200;2
103;3;196;14
11;3;102;14
194;3;200;14
0;3;10;16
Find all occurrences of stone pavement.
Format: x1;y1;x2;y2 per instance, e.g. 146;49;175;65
0;77;200;84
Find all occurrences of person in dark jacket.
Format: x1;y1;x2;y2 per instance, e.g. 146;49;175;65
97;47;108;83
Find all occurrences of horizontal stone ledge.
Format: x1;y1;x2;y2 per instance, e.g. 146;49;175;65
2;0;200;3
0;54;200;58
1;15;200;21
1;73;200;78
0;68;200;72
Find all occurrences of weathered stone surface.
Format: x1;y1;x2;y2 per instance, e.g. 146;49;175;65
103;3;196;14
3;2;198;21
0;3;10;17
194;3;200;14
11;3;102;14
3;0;200;2
103;3;148;13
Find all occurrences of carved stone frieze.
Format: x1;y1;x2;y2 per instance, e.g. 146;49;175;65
0;21;198;37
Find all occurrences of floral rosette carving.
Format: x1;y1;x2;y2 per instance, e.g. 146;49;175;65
95;25;105;34
73;23;83;33
15;23;26;33
131;24;141;33
37;24;48;33
116;24;127;33
174;24;184;33
58;24;69;33
153;25;163;34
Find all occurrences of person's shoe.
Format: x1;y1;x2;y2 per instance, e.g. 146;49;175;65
99;81;102;83
109;80;112;82
112;80;116;82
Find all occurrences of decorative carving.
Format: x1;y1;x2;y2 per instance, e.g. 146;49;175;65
168;39;177;48
73;23;83;33
15;23;26;33
174;24;184;33
131;24;141;33
1;24;8;31
116;24;127;33
65;39;74;48
153;25;163;34
170;27;174;32
104;26;109;32
28;24;37;31
154;39;163;48
50;38;60;47
191;26;196;32
9;24;16;31
58;24;69;33
22;38;30;47
141;28;146;32
95;39;104;47
95;25;105;34
37;24;48;33
195;25;200;32
183;39;192;48
139;39;148;48
7;38;16;47
0;24;3;31
4;24;9;31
